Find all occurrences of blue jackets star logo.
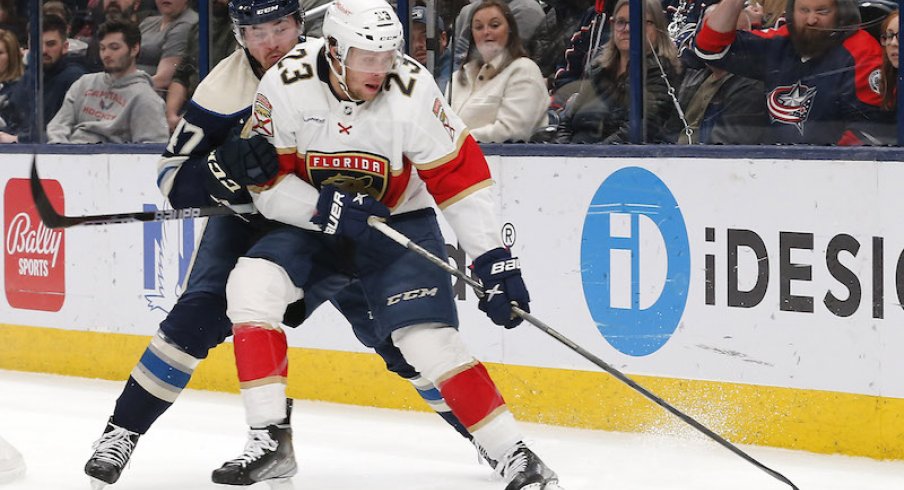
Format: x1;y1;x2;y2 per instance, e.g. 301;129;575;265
767;81;817;135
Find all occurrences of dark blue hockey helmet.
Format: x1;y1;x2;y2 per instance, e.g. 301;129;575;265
229;0;301;25
228;0;304;46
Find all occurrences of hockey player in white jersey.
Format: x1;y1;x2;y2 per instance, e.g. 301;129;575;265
213;0;563;488
84;1;484;489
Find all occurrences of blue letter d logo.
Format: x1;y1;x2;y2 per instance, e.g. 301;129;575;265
581;167;690;356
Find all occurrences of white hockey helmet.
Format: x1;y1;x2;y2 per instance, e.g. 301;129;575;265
321;0;404;68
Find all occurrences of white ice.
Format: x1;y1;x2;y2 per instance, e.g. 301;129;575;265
0;369;902;489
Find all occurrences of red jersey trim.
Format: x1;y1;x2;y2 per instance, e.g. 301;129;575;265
696;20;738;53
417;134;491;207
265;151;303;189
749;25;788;39
843;30;883;107
384;161;412;209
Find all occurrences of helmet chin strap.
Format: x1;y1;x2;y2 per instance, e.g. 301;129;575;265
327;49;363;103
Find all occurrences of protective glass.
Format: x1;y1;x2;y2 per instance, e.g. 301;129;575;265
344;46;400;73
240;17;300;48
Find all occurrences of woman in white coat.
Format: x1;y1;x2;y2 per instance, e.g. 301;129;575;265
450;0;548;143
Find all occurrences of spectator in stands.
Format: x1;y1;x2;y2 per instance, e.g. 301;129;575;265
47;19;167;144
450;0;548;143
84;0;148;73
871;9;898;144
547;0;612;111
137;0;198;95
555;0;680;144
100;0;141;23
44;1;90;59
41;13;91;98
666;3;768;144
0;0;25;45
2;14;89;143
692;0;884;145
165;1;238;132
410;5;452;92
208;0;238;69
452;0;546;71
759;0;786;28
0;29;23;143
526;0;584;79
879;11;898;111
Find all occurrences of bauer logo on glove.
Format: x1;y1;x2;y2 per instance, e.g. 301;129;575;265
311;185;390;241
471;248;531;329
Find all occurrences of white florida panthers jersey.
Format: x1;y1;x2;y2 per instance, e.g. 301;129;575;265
249;37;503;258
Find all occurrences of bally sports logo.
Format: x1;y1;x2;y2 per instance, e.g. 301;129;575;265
4;178;65;311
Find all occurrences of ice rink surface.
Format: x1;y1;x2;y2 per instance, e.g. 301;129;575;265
0;369;902;489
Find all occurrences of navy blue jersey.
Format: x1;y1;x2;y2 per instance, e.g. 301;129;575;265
157;50;259;208
694;23;884;144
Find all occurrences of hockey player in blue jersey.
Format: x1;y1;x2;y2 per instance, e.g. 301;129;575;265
83;1;479;488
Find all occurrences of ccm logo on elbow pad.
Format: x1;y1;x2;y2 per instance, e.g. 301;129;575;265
490;258;520;275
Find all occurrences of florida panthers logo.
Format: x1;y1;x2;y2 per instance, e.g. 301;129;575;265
767;81;817;134
306;151;390;199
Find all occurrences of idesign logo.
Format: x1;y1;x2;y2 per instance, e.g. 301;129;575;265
581;167;690;356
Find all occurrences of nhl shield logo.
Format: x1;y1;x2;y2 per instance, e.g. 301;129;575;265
767;81;817;135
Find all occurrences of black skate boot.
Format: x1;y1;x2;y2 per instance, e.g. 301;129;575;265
497;442;562;490
84;417;140;488
211;400;296;486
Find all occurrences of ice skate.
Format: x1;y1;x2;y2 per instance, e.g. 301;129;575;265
84;417;140;488
211;401;296;486
0;435;25;484
497;442;562;490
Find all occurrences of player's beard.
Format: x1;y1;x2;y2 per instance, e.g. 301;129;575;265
791;25;841;59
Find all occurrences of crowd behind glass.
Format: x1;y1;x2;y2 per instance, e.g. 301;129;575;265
0;0;899;145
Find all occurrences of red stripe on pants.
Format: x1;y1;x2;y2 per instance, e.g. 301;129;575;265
233;324;288;383
439;363;505;429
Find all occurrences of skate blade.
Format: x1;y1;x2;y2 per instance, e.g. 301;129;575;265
89;477;108;490
516;482;565;490
267;477;295;490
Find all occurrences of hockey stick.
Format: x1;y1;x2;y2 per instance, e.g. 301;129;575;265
29;157;255;229
367;217;800;490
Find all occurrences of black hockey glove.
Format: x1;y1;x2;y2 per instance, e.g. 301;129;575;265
311;184;390;241
205;128;279;203
204;154;252;204
471;248;531;329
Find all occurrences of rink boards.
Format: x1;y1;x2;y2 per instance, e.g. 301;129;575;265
0;151;903;460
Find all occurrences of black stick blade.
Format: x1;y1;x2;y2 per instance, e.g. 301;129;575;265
28;156;254;228
29;157;69;229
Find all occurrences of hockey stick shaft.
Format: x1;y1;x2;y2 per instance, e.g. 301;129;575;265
30;157;255;229
368;217;799;490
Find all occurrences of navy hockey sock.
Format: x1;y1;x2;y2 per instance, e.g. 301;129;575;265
111;332;202;433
